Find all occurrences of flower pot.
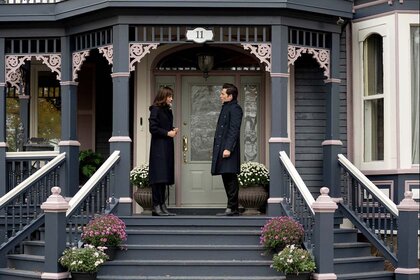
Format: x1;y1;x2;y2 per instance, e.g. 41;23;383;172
104;246;118;261
133;187;153;213
285;272;311;280
238;185;268;215
71;272;97;280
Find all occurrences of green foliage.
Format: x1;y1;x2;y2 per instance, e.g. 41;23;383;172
58;245;108;273
271;244;316;274
79;150;104;183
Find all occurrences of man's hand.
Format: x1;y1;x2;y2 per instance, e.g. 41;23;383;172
168;128;178;138
222;149;231;158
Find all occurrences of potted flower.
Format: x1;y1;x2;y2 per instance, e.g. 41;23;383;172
130;163;153;213
81;214;127;260
237;161;270;215
260;216;304;253
58;244;108;280
271;244;316;280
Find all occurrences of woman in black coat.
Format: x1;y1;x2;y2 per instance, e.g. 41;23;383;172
211;83;243;216
149;86;178;216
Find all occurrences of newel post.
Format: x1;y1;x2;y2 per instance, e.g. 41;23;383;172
395;191;420;280
312;187;338;280
40;187;70;280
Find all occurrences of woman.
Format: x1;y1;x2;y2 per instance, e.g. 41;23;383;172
148;86;178;216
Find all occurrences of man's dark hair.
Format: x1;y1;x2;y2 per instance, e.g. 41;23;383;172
222;83;238;100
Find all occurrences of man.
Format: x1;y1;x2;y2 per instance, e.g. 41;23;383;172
211;83;243;216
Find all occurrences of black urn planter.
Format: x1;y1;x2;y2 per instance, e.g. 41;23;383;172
133;187;153;214
238;185;268;215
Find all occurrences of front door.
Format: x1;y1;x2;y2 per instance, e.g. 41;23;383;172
180;76;235;207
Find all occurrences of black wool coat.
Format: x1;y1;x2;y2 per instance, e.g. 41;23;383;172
211;100;243;175
148;105;175;185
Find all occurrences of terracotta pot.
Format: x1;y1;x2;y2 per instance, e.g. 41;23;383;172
133;187;153;213
238;185;268;215
71;272;97;280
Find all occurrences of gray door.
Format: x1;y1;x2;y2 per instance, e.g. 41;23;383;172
180;76;235;207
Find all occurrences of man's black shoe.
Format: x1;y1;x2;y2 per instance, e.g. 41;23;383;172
216;208;239;216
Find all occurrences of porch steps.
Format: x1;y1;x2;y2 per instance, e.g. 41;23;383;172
333;228;394;280
0;215;396;280
97;216;283;279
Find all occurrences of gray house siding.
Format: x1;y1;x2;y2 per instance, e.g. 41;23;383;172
294;55;326;194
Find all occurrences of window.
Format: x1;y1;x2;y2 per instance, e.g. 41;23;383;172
363;34;384;161
411;26;419;164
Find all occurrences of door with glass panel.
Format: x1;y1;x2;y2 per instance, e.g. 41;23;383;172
180;76;262;207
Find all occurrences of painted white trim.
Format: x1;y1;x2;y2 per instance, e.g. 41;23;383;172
270;72;289;78
371;180;394;200
322;140;343;146
18;95;30;99
67;151;120;216
111;72;130;78
0;153;66;208
58;140;81;147
279;151;315;215
119;197;133;203
267;197;283;203
269;137;290;143
338;154;399;216
361;167;420;175
6;150;59;159
395;267;420;274
0;82;6;86
60;81;78;86
41;272;70;279
0;142;7;148
312;273;337;280
109;136;132;142
324;78;341;84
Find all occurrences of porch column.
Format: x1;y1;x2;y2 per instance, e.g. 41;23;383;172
0;37;6;196
59;36;80;196
110;24;132;216
267;24;290;216
322;32;342;199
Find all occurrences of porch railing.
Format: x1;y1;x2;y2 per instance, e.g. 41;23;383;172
65;150;120;247
6;151;59;192
338;154;398;267
279;151;315;250
0;152;65;264
1;0;65;4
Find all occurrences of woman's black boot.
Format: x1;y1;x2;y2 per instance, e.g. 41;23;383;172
152;205;169;216
160;204;176;216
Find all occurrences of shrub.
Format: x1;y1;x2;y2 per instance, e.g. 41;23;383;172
130;163;149;188
271;244;316;274
260;216;304;250
58;244;108;273
81;214;127;247
238;161;269;188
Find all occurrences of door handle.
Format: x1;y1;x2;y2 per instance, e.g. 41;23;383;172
182;136;188;163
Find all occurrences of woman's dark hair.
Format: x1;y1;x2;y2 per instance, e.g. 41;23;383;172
153;86;174;106
222;83;238;100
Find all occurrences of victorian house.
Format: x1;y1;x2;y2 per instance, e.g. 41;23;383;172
0;1;418;280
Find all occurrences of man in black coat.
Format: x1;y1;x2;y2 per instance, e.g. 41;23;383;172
211;83;243;216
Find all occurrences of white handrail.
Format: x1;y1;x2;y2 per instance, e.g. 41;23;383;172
0;152;66;208
6;151;59;160
67;150;120;217
338;154;399;216
279;151;315;215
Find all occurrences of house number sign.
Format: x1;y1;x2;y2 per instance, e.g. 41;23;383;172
186;27;214;43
